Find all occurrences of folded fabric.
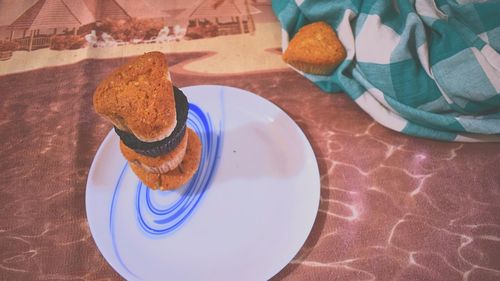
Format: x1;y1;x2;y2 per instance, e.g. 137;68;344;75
273;0;500;142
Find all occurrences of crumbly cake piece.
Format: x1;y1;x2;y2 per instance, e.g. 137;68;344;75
93;52;176;142
283;22;346;75
120;129;188;174
129;128;202;190
113;86;189;157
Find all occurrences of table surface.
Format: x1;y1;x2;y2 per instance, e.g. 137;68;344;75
1;1;500;281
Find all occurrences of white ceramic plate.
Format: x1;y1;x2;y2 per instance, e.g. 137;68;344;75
86;85;320;281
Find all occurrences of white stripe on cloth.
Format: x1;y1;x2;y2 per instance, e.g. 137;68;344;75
478;32;489;44
355;15;401;64
354;88;408;132
455;133;500;142
472;46;500;92
294;0;304;6
480;45;500;72
336;9;357;61
415;0;447;19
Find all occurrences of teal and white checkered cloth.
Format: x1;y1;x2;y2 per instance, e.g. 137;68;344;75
273;0;500;141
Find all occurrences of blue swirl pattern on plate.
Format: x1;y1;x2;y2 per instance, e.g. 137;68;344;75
136;103;223;235
109;96;224;278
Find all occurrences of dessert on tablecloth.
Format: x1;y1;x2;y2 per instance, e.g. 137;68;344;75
283;21;346;75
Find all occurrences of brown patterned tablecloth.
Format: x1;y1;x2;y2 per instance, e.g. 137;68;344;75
1;1;500;280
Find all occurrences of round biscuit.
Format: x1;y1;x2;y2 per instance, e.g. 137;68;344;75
129;128;202;190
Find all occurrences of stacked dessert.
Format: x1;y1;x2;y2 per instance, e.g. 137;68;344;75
93;52;201;190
